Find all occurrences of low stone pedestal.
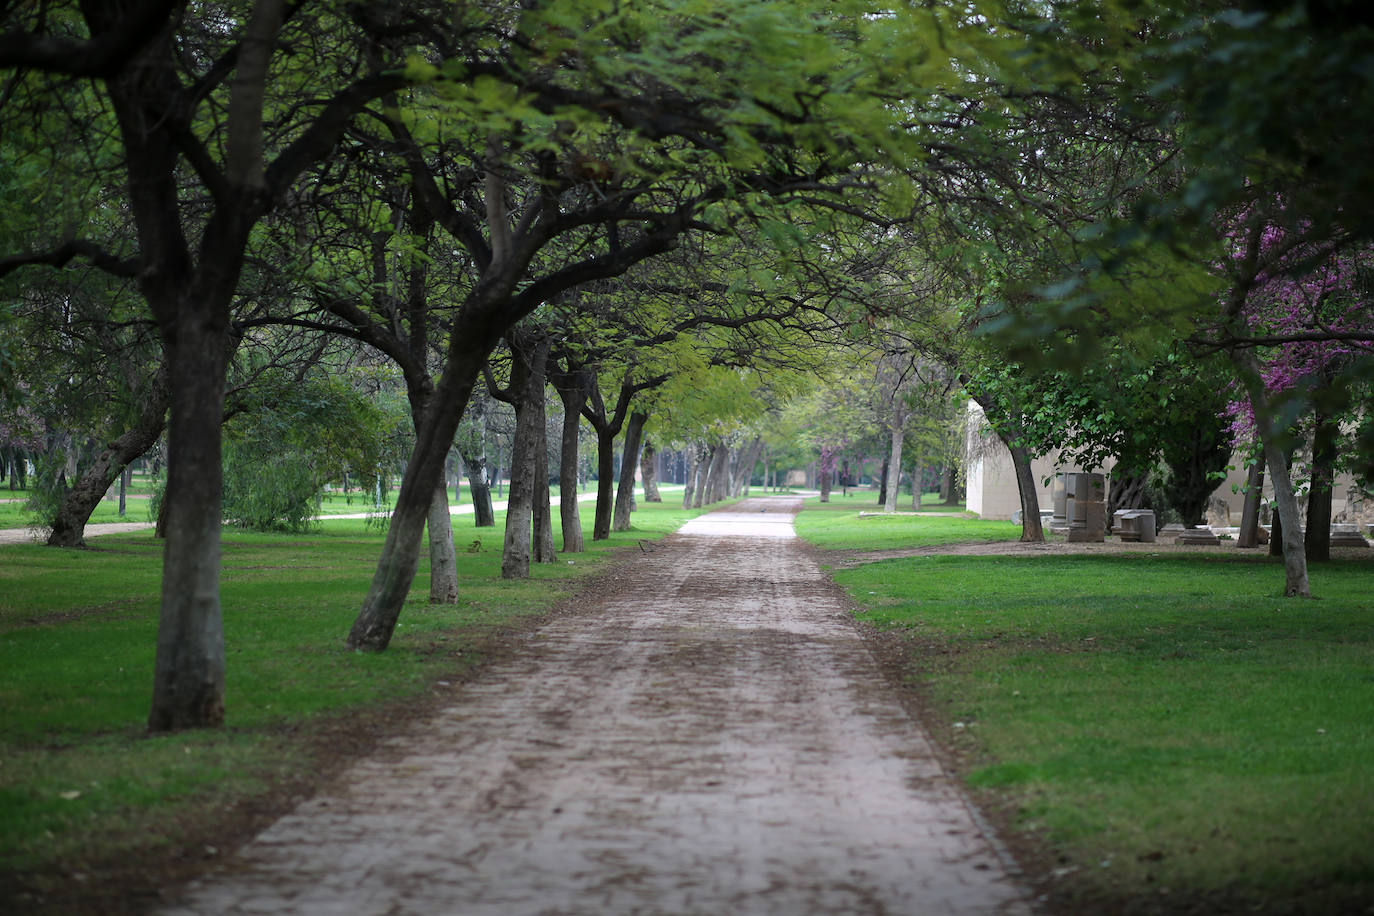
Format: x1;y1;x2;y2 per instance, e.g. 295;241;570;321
1065;473;1106;543
1331;524;1371;548
1114;509;1156;543
1175;526;1221;546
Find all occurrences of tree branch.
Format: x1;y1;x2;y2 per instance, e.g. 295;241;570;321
0;0;179;77
0;240;139;279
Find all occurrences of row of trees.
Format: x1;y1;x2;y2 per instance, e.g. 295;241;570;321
2;1;1372;732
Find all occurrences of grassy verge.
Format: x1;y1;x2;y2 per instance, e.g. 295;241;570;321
0;497;710;912
795;490;1018;551
797;503;1374;913
0;498;155;530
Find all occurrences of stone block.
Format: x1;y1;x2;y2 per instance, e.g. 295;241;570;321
1331;524;1370;548
1116;509;1156;543
1175;526;1221;546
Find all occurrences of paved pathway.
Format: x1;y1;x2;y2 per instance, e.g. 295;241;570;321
161;497;1031;915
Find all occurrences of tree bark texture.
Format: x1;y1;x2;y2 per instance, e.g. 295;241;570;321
501;335;551;579
592;429;617;539
691;445;710;508
1236;454;1265;549
640;440;662;502
884;414;905;513
698;444;720;505
461;453;496;527
1008;442;1045;542
147;304;232;731
613;411;647;532
555;376;588;553
1106;471;1149;528
426;481;459;603
349;334;502;650
533;412;556;565
47;365;170;547
682;447;701;509
1233;351;1309;595
1305;409;1337;562
707;444;730;503
729;436;764;498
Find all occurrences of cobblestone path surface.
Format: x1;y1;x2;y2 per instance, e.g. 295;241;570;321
162;497;1031;915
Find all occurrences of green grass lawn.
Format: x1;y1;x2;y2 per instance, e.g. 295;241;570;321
0;495;156;529
0;496;711;908
795;490;1019;551
798;501;1374;912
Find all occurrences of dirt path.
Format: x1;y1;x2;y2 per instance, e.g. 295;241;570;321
161;497;1031;916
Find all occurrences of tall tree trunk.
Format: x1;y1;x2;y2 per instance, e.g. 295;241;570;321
698;445;715;505
1234;351;1309;596
349;334;495;651
501;336;551;578
884;413;905;513
613;411;647;532
691;445;709;508
148;306;232;731
1305;409;1337;562
592;428;616;539
819;468;832;503
427;481;459;602
556;380;587;552
47;367;170;547
682;447;700;509
700;443;726;504
941;463;959;505
729;436;764;498
461;453;496;527
640;440;662;502
1008;442;1044;542
1237;453;1265;549
712;444;732;502
532;414;556;564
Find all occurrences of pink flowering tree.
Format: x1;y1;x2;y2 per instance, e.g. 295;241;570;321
1214;206;1374;594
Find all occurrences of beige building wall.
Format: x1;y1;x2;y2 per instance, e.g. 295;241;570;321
964;400;1059;520
964;399;1366;525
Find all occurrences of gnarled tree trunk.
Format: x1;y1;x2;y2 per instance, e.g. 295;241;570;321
47;366;170;547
